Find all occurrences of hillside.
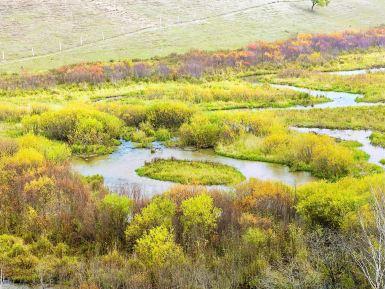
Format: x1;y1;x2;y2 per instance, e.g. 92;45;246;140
0;0;384;72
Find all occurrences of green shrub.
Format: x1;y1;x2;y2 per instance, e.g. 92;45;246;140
242;228;268;249
296;175;384;228
180;194;222;246
0;234;78;283
125;196;176;248
0;104;25;122
22;107;124;156
155;128;172;141
134;225;185;269
370;131;385;148
217;131;356;180
98;194;133;248
8;148;44;168
18;134;71;162
98;103;148;127
139;121;155;137
179;114;223;148
147;102;194;129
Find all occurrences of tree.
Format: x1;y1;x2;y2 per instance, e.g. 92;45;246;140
180;194;222;249
134;225;184;269
311;0;330;11
352;187;385;289
125;196;176;248
98;194;133;249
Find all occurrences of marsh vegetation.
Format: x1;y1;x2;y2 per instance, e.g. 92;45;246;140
1;27;385;289
136;158;245;185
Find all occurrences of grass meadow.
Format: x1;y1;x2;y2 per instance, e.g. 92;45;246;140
1;0;385;72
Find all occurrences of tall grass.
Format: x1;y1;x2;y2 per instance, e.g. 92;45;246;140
269;71;385;103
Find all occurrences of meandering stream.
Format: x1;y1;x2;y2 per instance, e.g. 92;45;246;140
271;84;382;109
72;67;385;195
328;67;385;76
72;141;316;195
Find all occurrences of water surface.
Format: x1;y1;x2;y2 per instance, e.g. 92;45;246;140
72;141;316;195
271;84;384;110
327;67;385;76
72;68;385;194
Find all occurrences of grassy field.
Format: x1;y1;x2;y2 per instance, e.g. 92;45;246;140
136;158;246;185
267;71;385;102
0;0;384;72
0;79;326;111
273;106;385;132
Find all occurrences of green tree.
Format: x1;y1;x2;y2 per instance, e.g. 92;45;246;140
125;196;176;248
180;194;222;248
98;194;133;249
134;225;184;269
179;114;223;148
311;0;330;11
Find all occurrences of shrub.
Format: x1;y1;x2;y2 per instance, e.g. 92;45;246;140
23;108;123;143
296;175;384;228
134;225;185;269
125;196;176;248
97;194;133;249
8;148;44;169
180;194;222;246
0;103;29;122
22;108;124;155
130;130;150;143
179;114;223;148
98;103;148;127
242;227;267;249
18;134;71;162
217;130;356;180
0;235;79;283
370;131;385;148
155;128;172;141
0;138;19;157
310;142;354;180
236;179;295;223
147;102;194;129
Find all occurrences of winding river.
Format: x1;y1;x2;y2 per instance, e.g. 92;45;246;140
328;67;385;76
72;142;316;195
72;67;385;195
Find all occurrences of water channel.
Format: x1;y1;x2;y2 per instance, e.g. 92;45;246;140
72;68;385;195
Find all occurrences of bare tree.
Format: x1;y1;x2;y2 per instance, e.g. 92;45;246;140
353;187;385;289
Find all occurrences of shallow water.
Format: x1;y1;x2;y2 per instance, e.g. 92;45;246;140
293;127;385;167
72;68;385;194
327;67;385;76
72;141;316;195
271;84;383;110
271;84;361;109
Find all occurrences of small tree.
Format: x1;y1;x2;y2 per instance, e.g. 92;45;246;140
98;194;133;249
134;225;185;270
180;194;222;250
125;196;176;248
311;0;330;11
